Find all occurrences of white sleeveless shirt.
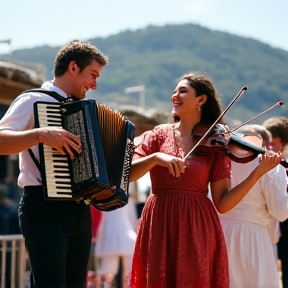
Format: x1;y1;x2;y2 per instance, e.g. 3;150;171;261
0;85;67;187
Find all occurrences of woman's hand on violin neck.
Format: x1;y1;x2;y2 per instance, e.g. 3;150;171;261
155;152;186;178
257;152;283;176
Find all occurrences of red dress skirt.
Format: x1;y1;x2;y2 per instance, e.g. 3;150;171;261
130;124;231;288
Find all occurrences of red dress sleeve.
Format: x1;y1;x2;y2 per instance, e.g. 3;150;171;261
209;152;231;182
134;128;160;158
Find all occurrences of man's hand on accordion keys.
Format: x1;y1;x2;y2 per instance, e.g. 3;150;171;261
37;126;82;159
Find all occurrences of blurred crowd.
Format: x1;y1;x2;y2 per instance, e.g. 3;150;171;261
86;174;150;288
0;182;22;235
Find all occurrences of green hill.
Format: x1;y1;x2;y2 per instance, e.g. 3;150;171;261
10;23;288;123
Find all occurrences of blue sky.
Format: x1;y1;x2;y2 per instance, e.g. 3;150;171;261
0;0;287;53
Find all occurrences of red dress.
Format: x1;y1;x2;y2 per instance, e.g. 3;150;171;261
130;124;231;288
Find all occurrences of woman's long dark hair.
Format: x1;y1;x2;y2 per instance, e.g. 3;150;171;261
174;72;224;123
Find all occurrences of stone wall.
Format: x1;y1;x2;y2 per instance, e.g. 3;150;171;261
0;60;44;105
120;108;172;137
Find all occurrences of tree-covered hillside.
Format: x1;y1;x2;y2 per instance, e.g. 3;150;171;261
10;23;288;123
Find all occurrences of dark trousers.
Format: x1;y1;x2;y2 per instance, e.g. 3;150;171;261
19;186;92;288
278;235;288;288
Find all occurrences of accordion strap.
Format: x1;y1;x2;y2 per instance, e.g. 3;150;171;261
21;88;67;102
28;148;41;173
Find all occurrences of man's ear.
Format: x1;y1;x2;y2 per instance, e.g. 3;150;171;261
68;61;77;73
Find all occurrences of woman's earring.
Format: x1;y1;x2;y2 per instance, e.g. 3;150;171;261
197;105;201;111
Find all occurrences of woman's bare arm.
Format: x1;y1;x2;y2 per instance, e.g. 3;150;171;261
129;152;185;182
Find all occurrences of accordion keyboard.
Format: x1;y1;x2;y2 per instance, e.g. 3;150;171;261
37;103;73;198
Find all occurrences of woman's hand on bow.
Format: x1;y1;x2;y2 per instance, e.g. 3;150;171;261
155;152;186;177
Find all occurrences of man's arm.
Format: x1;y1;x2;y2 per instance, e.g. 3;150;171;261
262;165;288;222
0;128;82;159
0;129;39;155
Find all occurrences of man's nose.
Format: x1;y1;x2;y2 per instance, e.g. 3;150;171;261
91;80;97;90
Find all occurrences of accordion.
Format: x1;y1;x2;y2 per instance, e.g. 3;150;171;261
34;99;135;211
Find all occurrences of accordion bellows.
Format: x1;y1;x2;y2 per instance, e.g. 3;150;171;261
34;99;135;211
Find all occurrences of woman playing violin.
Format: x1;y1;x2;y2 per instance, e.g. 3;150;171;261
129;72;282;288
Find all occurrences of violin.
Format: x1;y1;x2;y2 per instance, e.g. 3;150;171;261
191;122;288;168
182;85;287;168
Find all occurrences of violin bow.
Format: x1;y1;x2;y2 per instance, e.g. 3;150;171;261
184;86;248;160
231;101;284;132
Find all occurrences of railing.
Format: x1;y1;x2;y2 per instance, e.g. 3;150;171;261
0;235;26;288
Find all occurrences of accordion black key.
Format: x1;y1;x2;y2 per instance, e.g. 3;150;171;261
34;99;135;211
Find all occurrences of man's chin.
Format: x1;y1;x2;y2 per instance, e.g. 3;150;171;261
81;91;87;99
70;94;85;101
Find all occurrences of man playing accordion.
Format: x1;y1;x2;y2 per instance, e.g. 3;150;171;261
0;40;108;288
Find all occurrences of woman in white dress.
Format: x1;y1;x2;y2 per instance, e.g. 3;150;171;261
218;124;288;288
95;197;138;288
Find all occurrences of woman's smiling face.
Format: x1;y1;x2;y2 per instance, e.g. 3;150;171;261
171;79;199;119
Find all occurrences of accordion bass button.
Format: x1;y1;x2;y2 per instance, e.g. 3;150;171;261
84;199;91;205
